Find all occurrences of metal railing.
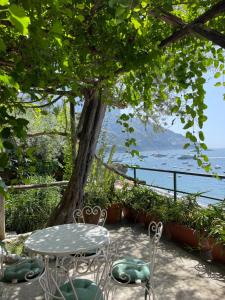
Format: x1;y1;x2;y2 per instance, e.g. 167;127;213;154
128;166;225;202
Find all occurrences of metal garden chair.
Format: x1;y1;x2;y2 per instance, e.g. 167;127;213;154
106;221;163;300
73;206;107;227
39;250;109;300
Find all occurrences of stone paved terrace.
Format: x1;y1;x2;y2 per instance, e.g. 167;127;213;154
1;223;225;300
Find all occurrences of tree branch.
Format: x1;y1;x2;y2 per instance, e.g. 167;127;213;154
24;95;62;108
94;154;146;184
27;131;68;137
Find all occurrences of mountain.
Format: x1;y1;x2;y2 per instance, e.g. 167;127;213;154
100;111;188;151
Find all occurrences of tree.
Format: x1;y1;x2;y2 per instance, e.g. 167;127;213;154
0;0;225;224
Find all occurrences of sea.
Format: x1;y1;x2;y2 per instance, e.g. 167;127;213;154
114;148;225;206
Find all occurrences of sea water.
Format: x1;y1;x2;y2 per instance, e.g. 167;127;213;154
114;148;225;206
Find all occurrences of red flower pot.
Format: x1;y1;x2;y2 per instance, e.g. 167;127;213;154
123;207;136;222
83;211;100;225
106;204;122;224
165;223;199;248
136;211;146;224
211;239;225;264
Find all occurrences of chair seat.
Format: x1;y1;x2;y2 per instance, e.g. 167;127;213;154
56;278;103;300
111;257;150;284
1;258;44;283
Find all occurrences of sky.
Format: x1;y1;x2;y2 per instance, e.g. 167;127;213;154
167;76;225;149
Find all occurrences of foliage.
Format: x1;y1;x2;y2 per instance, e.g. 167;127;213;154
1;0;225;176
5;235;27;256
5;175;62;233
164;195;200;226
192;200;225;244
123;184;225;244
121;185;156;210
84;145;123;207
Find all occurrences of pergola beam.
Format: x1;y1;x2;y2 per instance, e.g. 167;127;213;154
150;0;225;49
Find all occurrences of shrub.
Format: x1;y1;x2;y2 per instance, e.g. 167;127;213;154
6;175;62;233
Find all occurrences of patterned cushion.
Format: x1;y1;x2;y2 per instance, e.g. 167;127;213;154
112;257;150;283
1;258;44;283
56;278;103;300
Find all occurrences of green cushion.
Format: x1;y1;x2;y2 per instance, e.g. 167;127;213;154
1;258;44;283
112;257;150;284
55;278;103;300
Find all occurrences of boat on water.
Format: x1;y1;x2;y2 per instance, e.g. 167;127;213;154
151;153;167;158
178;154;194;160
215;165;221;169
139;155;148;159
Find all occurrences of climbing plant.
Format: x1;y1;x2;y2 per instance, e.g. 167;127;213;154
0;0;225;222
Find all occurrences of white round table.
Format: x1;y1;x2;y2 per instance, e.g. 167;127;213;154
25;223;110;256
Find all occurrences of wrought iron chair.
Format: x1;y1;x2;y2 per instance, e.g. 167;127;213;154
73;206;108;272
106;221;163;300
73;206;107;227
39;250;109;300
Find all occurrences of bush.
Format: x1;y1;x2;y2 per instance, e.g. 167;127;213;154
6;175;62;233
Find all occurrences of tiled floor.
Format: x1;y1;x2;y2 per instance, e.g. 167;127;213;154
1;223;225;300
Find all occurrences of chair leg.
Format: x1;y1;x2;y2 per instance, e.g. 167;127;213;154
145;282;150;300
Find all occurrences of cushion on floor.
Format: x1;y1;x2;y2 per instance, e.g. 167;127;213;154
1;258;44;283
111;257;150;283
55;278;103;300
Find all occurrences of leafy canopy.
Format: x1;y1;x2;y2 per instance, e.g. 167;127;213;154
0;0;225;183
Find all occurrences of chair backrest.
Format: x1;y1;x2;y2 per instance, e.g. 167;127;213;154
108;221;163;286
73;206;107;226
39;252;109;300
148;221;163;280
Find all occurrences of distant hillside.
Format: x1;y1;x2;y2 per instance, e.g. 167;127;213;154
100;111;188;151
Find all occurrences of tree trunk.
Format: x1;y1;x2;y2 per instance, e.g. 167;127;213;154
69;100;77;165
47;88;106;225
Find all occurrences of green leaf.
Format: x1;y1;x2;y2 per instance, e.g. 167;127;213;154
77;15;85;22
3;140;14;150
131;149;139;157
183;120;194;130
51;21;63;35
0;152;8;168
0;73;19;89
131;17;141;29
200;143;207;151
115;6;126;18
0;0;9;5
8;4;30;35
214;72;221;79
0;38;6;52
214;82;221;87
183;143;190;149
120;114;129;121
1;127;11;138
199;131;204;141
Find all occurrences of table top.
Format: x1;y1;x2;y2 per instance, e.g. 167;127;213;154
25;223;110;256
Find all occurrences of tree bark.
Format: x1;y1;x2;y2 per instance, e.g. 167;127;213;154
47;88;106;225
70;101;77;165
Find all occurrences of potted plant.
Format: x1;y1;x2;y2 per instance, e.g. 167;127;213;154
83;185;110;224
164;195;200;248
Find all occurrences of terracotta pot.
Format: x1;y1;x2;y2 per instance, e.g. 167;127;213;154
144;214;160;228
165;223;199;248
123;207;136;222
83;211;100;225
106;204;122;224
136;211;146;224
211;239;225;263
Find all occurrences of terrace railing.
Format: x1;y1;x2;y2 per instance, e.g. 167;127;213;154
128;166;225;203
